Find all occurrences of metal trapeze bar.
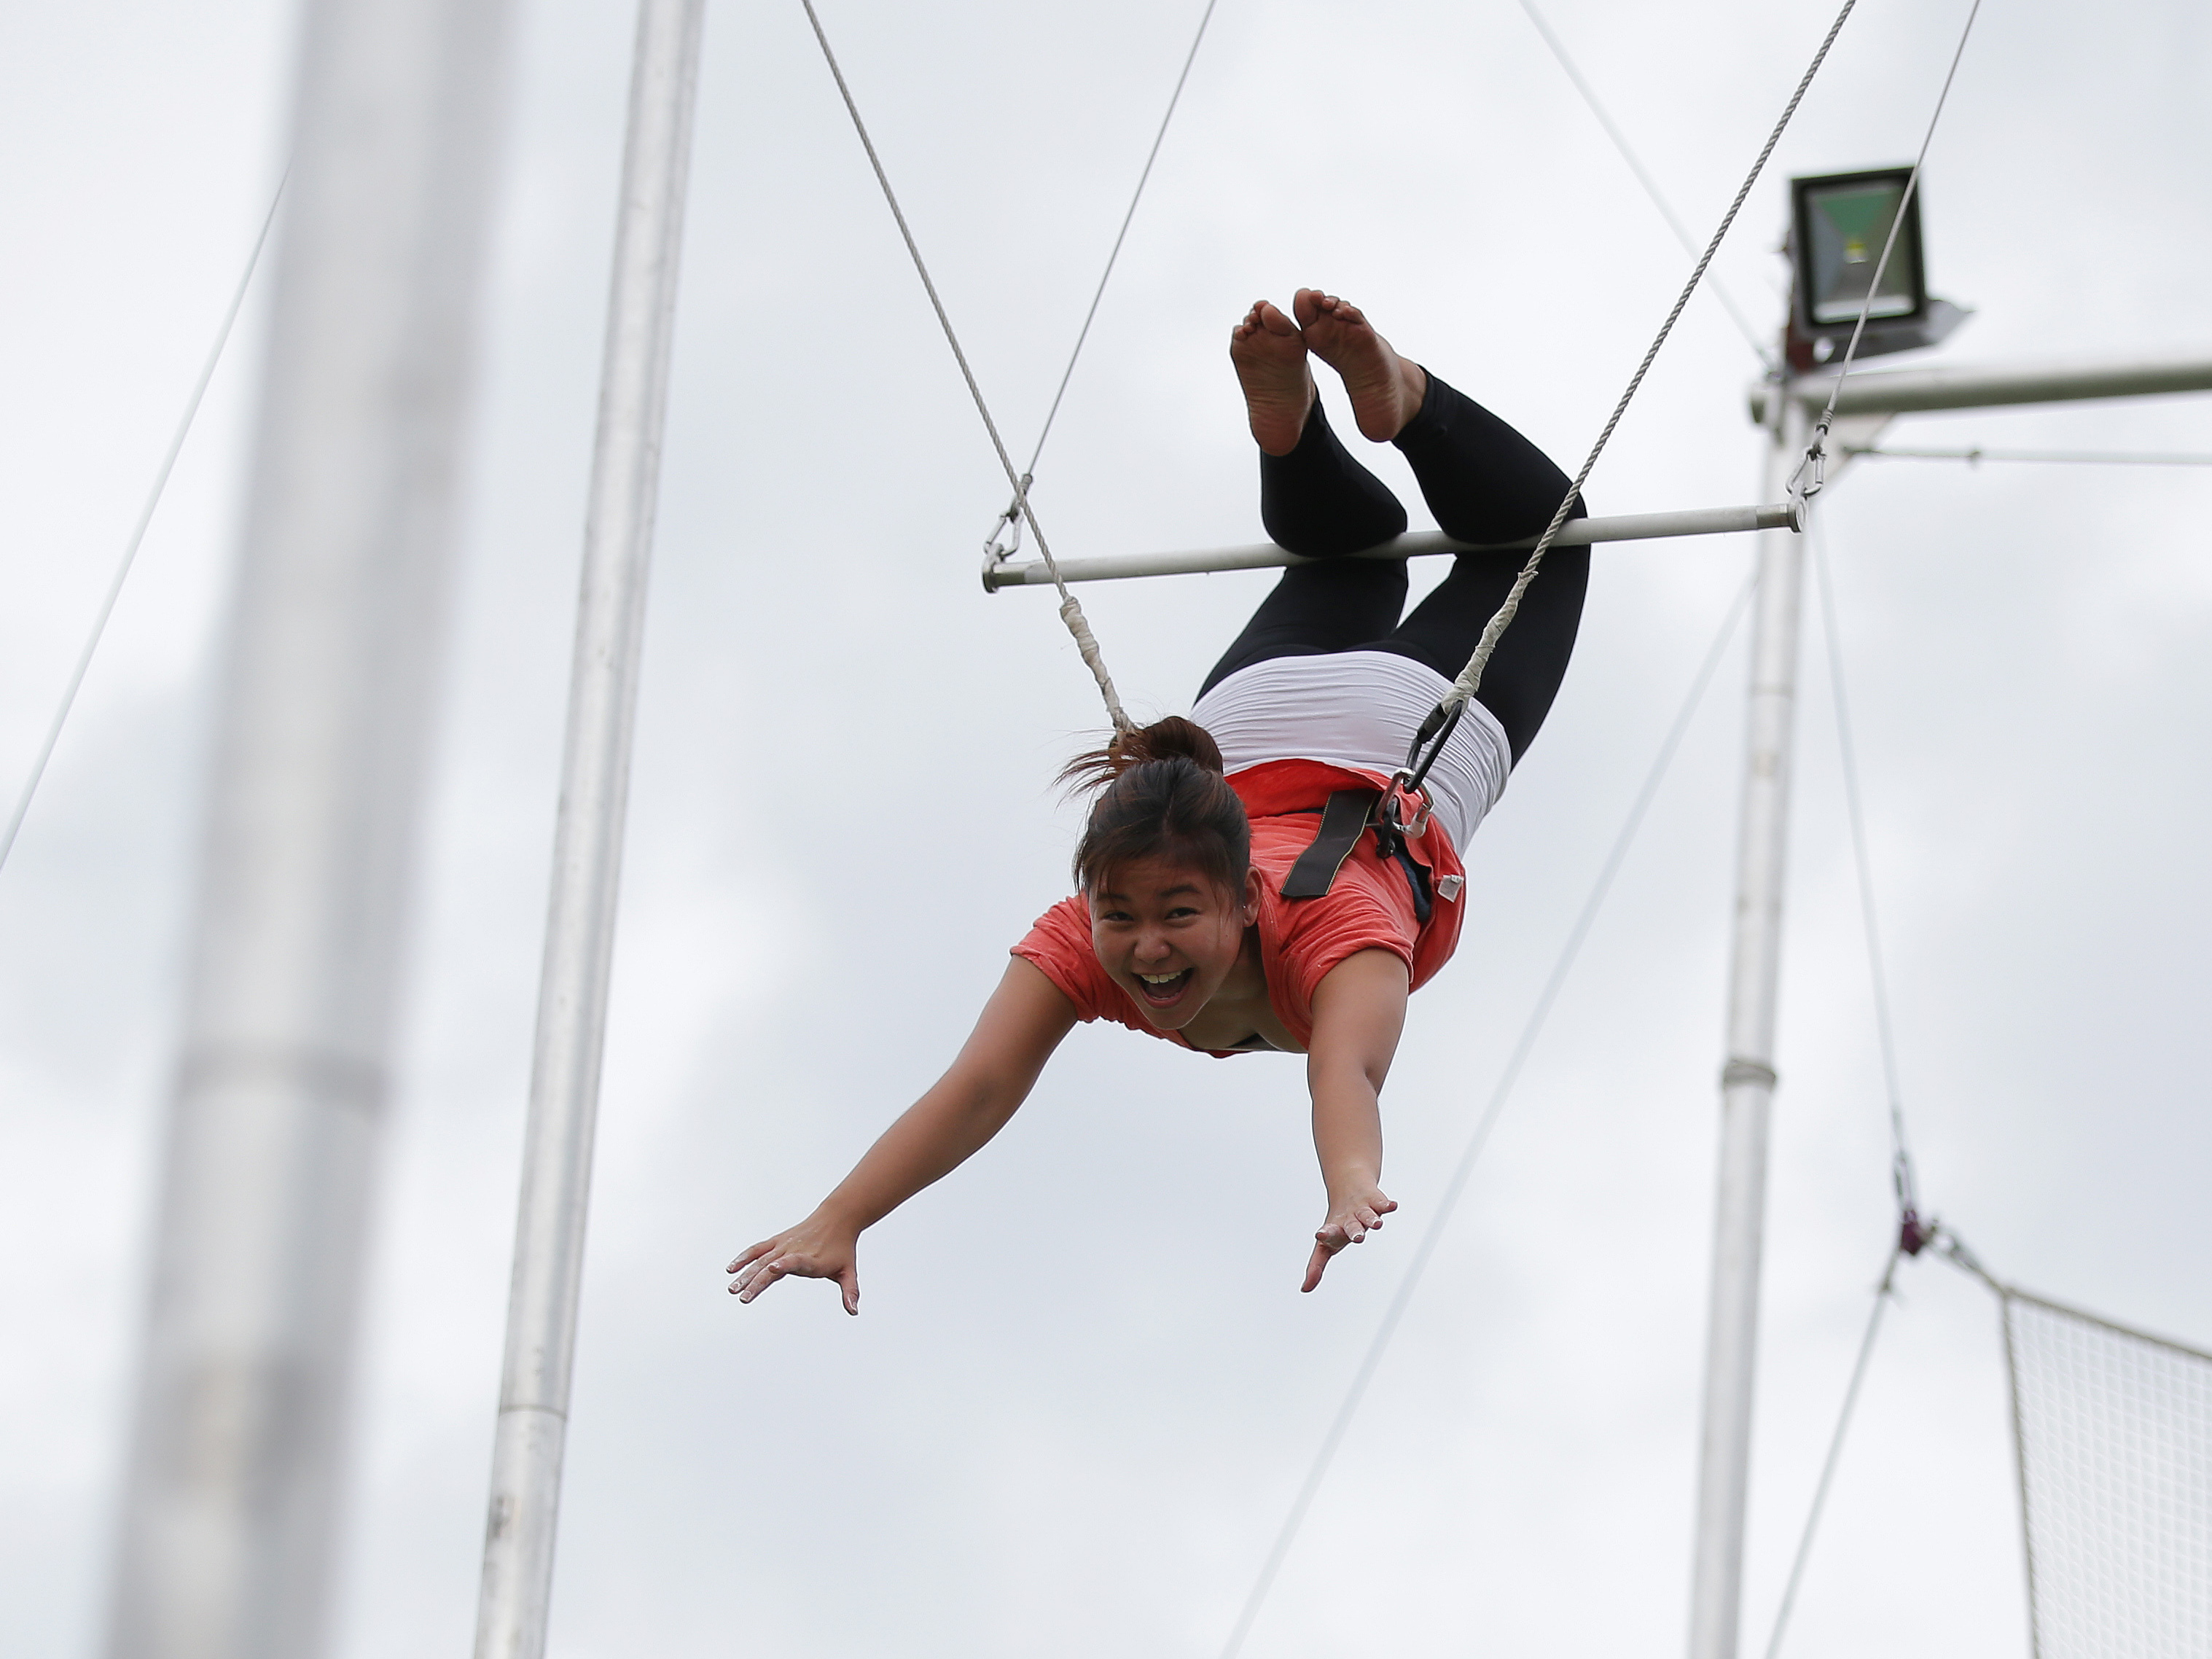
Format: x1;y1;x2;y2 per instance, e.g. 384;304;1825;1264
1748;353;2212;421
981;501;1799;591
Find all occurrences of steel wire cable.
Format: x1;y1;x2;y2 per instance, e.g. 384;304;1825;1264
1851;445;2212;468
1792;0;1986;501
1808;515;1917;1209
0;177;286;878
1757;1246;1902;1659
799;0;1130;728
1020;0;1218;482
1431;0;1863;729
1512;0;1773;370
1217;570;1756;1659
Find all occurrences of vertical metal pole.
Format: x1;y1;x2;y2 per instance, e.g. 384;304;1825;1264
102;0;515;1655
1687;390;1809;1659
472;5;705;1656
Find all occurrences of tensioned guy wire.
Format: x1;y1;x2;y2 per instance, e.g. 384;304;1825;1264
1511;0;1773;370
798;0;1130;730
0;177;286;878
1851;445;2212;468
1436;0;1862;721
1020;0;1218;480
1793;0;1986;502
1809;517;1918;1209
1758;1246;1903;1659
1219;571;1756;1659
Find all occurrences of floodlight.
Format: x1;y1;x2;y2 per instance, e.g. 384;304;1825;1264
1791;166;1927;330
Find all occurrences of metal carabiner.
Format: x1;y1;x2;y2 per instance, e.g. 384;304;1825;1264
1377;770;1434;841
1787;420;1830;505
980;473;1034;574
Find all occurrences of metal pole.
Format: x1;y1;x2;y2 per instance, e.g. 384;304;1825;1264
102;0;515;1655
473;4;704;1656
982;502;1800;590
1687;392;1808;1659
1748;352;2212;421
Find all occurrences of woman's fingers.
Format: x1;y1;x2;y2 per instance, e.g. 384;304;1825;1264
731;1254;789;1301
729;1244;861;1310
726;1238;776;1275
1302;1241;1333;1293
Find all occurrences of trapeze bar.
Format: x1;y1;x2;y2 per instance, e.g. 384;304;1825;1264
1749;354;2212;422
982;501;1799;591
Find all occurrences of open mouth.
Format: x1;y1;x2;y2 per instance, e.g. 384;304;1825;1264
1133;967;1196;1007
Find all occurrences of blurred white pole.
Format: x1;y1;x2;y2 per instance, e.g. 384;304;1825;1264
473;4;705;1656
1687;393;1807;1659
102;0;514;1655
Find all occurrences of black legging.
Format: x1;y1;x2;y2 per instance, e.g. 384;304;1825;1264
1197;370;1588;763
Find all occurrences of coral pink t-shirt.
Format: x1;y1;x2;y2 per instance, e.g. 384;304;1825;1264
1012;759;1466;1055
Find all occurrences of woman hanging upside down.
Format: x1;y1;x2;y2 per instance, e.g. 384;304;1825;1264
729;289;1589;1311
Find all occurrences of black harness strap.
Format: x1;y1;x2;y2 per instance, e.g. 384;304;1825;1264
1278;789;1437;926
1280;789;1375;900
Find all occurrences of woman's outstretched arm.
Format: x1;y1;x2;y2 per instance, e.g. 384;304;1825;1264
1300;948;1410;1292
727;957;1078;1313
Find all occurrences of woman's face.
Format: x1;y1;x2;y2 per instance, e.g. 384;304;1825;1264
1087;855;1260;1031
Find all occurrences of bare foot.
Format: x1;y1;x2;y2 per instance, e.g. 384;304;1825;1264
1294;289;1426;441
1230;300;1314;457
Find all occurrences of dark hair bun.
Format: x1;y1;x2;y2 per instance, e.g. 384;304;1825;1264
1058;715;1224;794
1061;718;1248;897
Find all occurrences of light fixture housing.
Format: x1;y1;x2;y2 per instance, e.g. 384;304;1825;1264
1791;165;1928;332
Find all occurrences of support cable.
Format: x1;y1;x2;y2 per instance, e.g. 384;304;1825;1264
1218;571;1757;1659
983;0;1219;571
1808;515;1919;1219
1409;0;1861;785
1511;0;1774;370
1023;0;1216;479
1756;1246;1903;1659
0;176;286;878
1750;514;1938;1659
1850;445;2212;468
799;0;1130;729
1790;0;1985;508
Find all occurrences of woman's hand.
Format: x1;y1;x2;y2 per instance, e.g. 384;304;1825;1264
724;960;1077;1319
1302;949;1409;1292
1302;1186;1398;1292
727;1213;861;1314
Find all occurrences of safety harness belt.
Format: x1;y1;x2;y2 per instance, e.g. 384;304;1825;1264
1279;788;1436;925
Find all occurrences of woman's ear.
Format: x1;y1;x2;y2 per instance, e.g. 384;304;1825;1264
1242;865;1265;924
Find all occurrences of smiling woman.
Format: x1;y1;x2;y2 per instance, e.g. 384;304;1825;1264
727;289;1590;1309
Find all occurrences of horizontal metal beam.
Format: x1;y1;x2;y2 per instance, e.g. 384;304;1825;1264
982;501;1797;591
1749;352;2212;422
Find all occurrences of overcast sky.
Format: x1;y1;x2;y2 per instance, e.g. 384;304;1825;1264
2;1;2208;1656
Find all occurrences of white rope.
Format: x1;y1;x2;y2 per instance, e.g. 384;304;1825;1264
798;0;1131;730
1435;0;1861;722
1791;0;1986;506
1217;572;1756;1659
0;176;286;878
1512;0;1773;370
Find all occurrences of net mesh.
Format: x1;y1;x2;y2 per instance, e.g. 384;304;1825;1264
2005;1292;2212;1659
